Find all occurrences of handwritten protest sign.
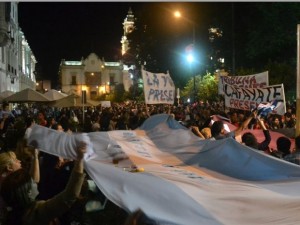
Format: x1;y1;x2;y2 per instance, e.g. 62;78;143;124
224;83;286;115
142;68;175;104
218;71;269;95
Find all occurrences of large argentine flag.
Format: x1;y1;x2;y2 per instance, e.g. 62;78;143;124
28;114;300;225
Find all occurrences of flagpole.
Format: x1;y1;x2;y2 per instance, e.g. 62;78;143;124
296;24;300;136
192;22;196;104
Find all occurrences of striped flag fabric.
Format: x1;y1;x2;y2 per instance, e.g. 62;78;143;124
28;114;300;225
257;99;281;118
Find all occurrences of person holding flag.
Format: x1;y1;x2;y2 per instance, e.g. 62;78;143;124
241;110;271;151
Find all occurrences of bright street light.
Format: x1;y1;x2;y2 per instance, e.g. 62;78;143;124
187;54;194;63
174;11;181;18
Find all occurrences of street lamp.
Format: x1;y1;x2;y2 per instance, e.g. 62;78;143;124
187;53;196;103
174;10;197;103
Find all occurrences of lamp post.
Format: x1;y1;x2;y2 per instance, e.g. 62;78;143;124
174;10;197;103
187;53;195;103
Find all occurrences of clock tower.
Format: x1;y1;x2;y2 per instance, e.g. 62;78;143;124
121;8;135;55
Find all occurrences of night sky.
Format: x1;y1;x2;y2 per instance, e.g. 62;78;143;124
18;2;229;88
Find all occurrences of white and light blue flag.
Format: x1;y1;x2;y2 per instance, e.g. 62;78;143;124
28;114;300;225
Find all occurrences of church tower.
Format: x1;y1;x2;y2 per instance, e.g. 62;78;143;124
121;8;135;55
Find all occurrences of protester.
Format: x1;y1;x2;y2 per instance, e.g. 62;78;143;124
283;135;300;165
0;102;15;120
276;136;292;159
0;141;87;225
0;145;39;225
37;111;48;127
269;116;283;130
211;110;255;140
283;112;296;128
15;138;40;183
38;123;71;200
241;112;271;151
24;117;35;139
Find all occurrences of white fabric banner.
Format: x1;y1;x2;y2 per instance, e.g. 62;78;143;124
218;71;269;95
142;69;175;104
28;114;300;225
223;83;286;114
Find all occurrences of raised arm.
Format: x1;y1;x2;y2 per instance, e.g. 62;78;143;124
234;110;256;137
72;141;86;174
32;142;87;223
29;148;40;183
191;126;205;139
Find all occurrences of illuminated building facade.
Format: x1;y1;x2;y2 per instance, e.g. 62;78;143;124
121;8;135;56
0;2;36;94
60;8;136;101
59;53;132;100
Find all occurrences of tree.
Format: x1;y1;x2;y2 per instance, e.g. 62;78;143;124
264;60;296;101
181;72;219;102
114;83;126;102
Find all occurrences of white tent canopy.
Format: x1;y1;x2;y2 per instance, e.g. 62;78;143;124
44;89;67;101
4;88;50;102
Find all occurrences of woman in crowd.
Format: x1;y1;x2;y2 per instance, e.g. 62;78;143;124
0;141;87;225
0;145;39;225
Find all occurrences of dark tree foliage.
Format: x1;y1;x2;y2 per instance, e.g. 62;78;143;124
242;3;300;68
114;83;126;102
211;3;299;98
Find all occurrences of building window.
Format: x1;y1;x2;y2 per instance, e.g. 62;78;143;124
85;72;101;85
71;76;77;85
109;73;115;85
90;91;97;99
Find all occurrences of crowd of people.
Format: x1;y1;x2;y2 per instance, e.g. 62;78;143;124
0;99;298;225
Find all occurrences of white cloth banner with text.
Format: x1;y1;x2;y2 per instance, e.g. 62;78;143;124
223;83;286;114
142;69;175;104
218;71;269;95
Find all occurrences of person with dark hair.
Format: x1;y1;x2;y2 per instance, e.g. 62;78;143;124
58;112;70;132
0;141;87;225
100;108;113;131
37;111;47;127
283;112;296;128
269;116;283;130
0;102;15;121
211;111;255;140
241;113;271;151
276;136;292;158
24;117;35;139
283;135;300;165
38;122;71;200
